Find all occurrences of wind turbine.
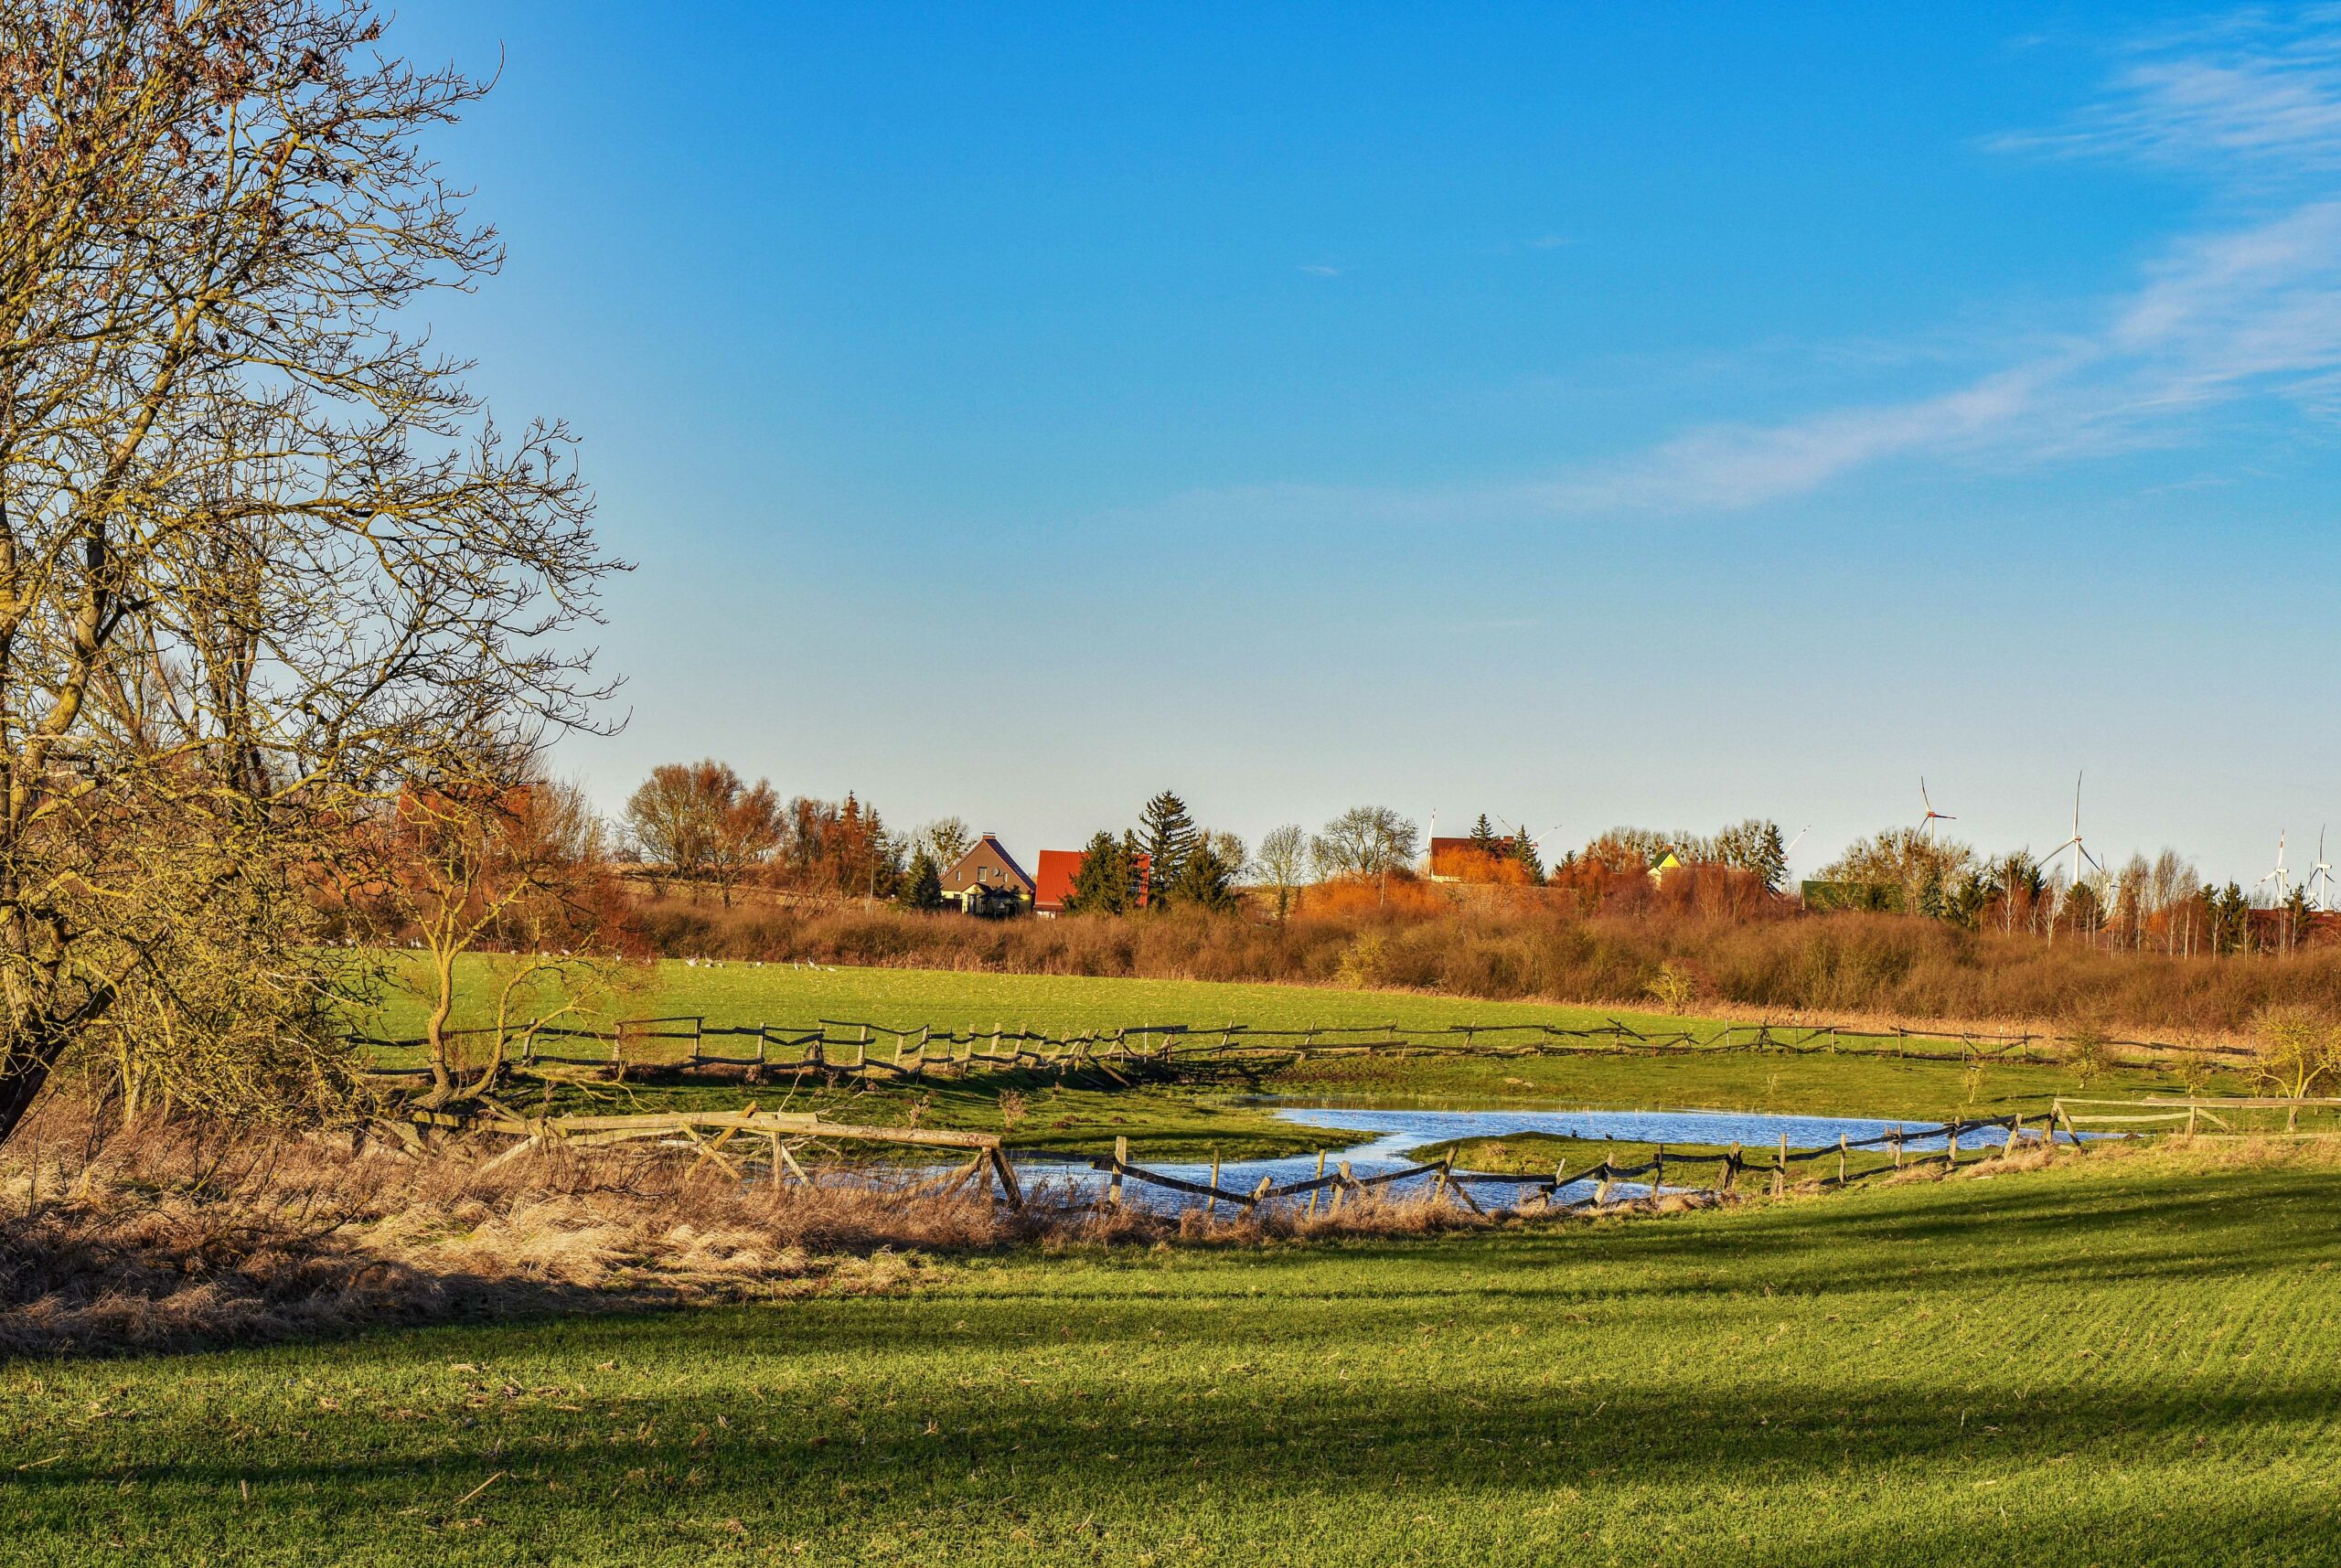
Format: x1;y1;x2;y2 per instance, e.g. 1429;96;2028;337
1784;824;1812;859
2259;830;2293;907
1918;778;1956;842
2047;772;2102;890
2312;828;2334;912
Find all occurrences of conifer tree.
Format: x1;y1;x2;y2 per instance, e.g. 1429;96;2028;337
1468;814;1500;854
1511;827;1545;883
1063;832;1136;915
901;850;946;912
1138;792;1200;901
1165;841;1241;912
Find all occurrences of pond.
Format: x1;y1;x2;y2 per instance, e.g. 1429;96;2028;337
1005;1102;2051;1213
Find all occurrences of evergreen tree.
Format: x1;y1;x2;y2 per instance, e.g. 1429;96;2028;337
901;849;945;912
1138;791;1200;901
1468;814;1500;854
1164;841;1241;912
1510;827;1545;883
1063;831;1136;915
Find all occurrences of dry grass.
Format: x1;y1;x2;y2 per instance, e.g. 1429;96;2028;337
632;896;2341;1042
0;1098;1495;1358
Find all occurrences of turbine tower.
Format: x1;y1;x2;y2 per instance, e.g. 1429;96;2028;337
2046;772;2101;891
2259;831;2293;908
2313;828;2335;912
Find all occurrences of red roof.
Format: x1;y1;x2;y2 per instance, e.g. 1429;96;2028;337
1033;848;1152;913
1034;848;1082;913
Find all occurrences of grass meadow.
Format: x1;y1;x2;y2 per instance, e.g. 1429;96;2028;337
363;957;2255;1134
6;1140;2339;1566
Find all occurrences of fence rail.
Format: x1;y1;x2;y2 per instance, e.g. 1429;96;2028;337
358;1012;2247;1090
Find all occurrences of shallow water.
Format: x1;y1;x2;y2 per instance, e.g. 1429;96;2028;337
1005;1103;2037;1214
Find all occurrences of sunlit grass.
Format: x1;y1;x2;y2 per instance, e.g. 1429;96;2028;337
8;1140;2339;1565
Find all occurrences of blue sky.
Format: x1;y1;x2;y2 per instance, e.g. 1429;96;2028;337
398;3;2341;885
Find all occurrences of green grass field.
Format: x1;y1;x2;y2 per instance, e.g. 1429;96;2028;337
8;1140;2338;1566
366;958;2260;1139
358;955;1712;1051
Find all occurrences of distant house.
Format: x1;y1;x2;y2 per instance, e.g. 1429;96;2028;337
940;835;1035;918
1032;849;1081;917
1032;847;1151;916
1428;836;1520;882
1649;848;1684;881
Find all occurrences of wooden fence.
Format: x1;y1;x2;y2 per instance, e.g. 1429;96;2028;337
360;1012;2246;1091
422;1104;1031;1208
1028;1111;2065;1218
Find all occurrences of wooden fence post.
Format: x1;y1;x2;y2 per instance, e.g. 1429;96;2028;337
1332;1161;1353;1215
1653;1143;1666;1196
1108;1135;1128;1208
989;1147;1025;1211
1837;1134;1848;1185
1725;1142;1740;1194
1307;1149;1327;1219
1892;1125;1903;1169
1206;1147;1220;1221
1595;1161;1614;1206
1775;1133;1788;1197
1946;1120;1961;1169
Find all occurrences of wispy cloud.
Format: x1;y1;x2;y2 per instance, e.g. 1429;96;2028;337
1299;263;1342;277
1536;13;2341;512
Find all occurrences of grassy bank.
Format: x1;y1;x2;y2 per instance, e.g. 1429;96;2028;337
1416;1130;1908;1182
7;1140;2338;1565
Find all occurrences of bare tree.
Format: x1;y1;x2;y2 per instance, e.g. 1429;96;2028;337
1254;823;1307;923
918;816;976;868
352;765;629;1107
1311;806;1419;903
0;4;620;1145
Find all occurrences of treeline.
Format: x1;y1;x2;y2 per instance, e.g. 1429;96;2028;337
601;761;2324;975
1817;830;2303;955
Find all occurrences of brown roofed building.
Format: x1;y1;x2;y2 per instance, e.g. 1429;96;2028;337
1429;835;1519;881
941;834;1035;917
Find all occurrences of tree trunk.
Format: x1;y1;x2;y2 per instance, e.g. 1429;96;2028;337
0;1015;80;1147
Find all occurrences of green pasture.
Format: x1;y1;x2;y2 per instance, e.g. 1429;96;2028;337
361;958;2258;1137
355;955;1704;1055
10;1141;2341;1566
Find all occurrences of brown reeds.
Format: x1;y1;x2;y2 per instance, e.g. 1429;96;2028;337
0;1098;1501;1358
629;897;2341;1042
